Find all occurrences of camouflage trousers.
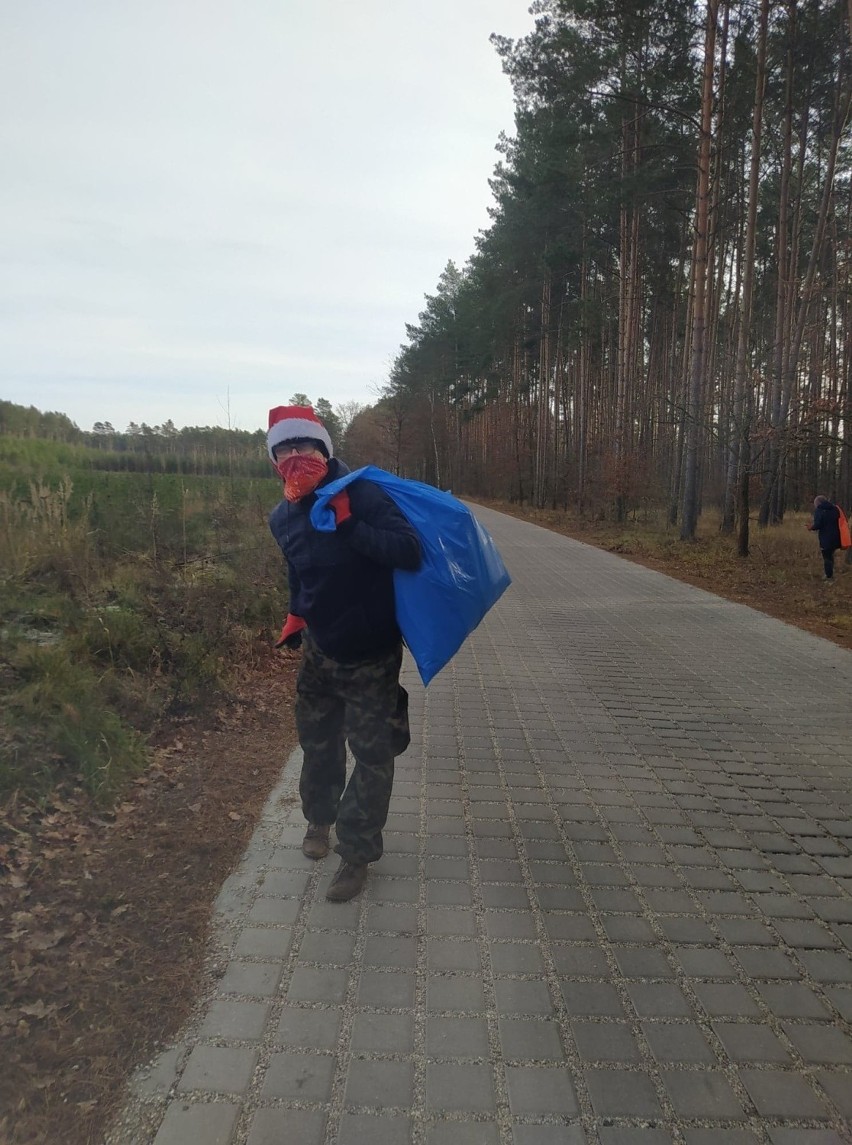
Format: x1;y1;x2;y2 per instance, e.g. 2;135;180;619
295;634;410;865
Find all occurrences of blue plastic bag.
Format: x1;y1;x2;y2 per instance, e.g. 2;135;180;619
311;466;511;685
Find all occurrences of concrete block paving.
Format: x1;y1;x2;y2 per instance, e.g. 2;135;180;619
109;507;852;1144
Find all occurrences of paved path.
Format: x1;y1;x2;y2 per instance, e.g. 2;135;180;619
114;507;852;1145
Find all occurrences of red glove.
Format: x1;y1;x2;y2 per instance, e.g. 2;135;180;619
329;490;352;526
275;614;307;650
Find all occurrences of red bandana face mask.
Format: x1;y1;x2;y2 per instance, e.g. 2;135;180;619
275;453;328;502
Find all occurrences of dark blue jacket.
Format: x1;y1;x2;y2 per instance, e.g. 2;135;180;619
269;458;422;662
812;500;841;550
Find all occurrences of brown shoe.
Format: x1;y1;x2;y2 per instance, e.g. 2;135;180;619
325;859;368;902
302;823;331;859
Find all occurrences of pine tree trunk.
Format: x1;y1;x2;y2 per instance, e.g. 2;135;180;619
680;0;719;541
726;0;769;553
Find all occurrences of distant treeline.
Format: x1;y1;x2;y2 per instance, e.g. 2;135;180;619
1;399;270;477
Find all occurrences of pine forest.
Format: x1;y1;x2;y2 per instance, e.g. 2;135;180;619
346;0;852;558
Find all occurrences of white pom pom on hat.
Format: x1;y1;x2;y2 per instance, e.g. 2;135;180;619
267;405;333;459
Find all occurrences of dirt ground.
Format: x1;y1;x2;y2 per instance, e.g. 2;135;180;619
0;653;299;1145
2;509;851;1145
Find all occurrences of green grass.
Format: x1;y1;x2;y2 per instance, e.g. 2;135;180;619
0;454;288;805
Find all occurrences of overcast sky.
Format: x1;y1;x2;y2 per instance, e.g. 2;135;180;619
1;0;534;434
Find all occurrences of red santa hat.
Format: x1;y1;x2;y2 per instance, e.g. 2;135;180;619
267;405;333;460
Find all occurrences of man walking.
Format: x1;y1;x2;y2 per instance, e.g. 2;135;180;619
267;405;421;901
807;495;842;582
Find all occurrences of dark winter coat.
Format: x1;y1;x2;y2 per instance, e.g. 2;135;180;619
812;500;841;551
269;458;422;662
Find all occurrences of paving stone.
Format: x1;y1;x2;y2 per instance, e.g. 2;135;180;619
363;934;418;969
153;1101;240;1145
584;1068;662;1118
247;1108;326;1145
733;946;800;979
261;1051;336;1101
738;1068;829;1118
571;1021;641;1063
691;981;762;1018
217;961;283;997
299;928;357;965
768;1130;850;1145
490;941;546;975
673;947;738;978
552;945;610;977
684;1132;759;1145
481;883;531;908
613;946;674;978
137;1047;182;1097
260;868;311;896
544;913;598;941
627;982;693;1018
499;1017;564;1061
591;889;644;913
780;1021;852;1064
427;1061;496;1112
276;1005;342;1049
431;1122;501;1145
247;896;301;925
750;894;815;920
351;1010;415;1054
756;982;832;1019
177;1046;258;1095
512;1127;587;1145
601;916;657;943
337;1113;411;1144
641;1020;715;1063
657;917;717;944
823;986;852;1020
497;979;556;1016
428;907;478;937
506;1064;578;1115
486;911;538;939
537;887;587;911
288;965;349;1004
425;856;470;880
714;918;776;945
346;1058;414;1109
428;974;486;1013
661;1069;745;1118
233;926;293;959
198;999;270;1041
710;1024;790;1071
797;949;852;983
598;1131;673;1145
562;982;624;1017
815;1070;852;1117
773;920;838;948
427;937;481;972
359;969;416;1009
366;904;418;933
427;1015;491;1057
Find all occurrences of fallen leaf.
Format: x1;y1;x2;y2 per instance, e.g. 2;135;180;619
19;1001;58;1020
25;930;66;952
